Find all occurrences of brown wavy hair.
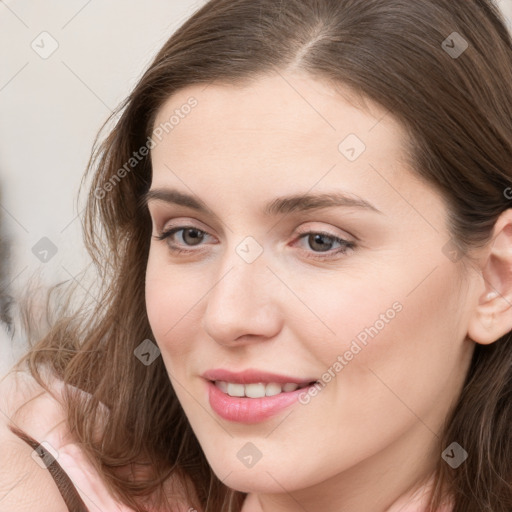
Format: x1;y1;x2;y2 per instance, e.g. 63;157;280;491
14;0;512;510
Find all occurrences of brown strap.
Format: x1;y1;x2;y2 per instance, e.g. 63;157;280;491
8;424;89;512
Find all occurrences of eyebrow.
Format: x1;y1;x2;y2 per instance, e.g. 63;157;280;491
143;188;382;217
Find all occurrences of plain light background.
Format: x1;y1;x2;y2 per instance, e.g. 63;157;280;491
1;0;512;376
0;0;203;374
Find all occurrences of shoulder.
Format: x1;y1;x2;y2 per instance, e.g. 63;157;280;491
0;369;201;512
0;371;69;511
0;368;67;443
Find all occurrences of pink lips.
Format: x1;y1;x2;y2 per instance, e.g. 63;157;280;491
202;368;318;424
201;368;316;385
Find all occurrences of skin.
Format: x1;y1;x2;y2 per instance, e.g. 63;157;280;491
145;71;509;512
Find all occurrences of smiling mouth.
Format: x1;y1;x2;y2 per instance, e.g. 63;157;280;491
212;380;318;398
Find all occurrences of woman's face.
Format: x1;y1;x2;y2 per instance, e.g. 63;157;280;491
145;72;478;504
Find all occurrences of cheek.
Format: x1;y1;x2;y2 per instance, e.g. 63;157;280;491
282;264;406;371
145;254;205;359
310;259;469;431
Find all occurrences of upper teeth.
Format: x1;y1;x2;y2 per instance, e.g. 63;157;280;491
215;381;305;398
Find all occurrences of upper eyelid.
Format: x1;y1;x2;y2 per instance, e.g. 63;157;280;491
155;216;212;234
156;222;349;237
157;225;352;248
156;226;217;248
158;225;214;239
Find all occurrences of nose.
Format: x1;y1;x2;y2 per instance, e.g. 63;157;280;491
202;253;283;346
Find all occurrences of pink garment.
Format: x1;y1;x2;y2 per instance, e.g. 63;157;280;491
9;369;136;511
10;369;199;512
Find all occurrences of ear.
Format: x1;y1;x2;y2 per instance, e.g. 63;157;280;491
468;209;512;345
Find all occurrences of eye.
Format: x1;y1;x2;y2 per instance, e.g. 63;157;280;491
293;231;355;260
154;225;355;260
154;225;214;253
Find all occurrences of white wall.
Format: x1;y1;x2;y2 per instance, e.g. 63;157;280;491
502;0;512;24
0;0;204;374
1;0;512;375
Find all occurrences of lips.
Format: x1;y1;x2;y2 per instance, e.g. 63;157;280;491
202;369;319;423
201;368;317;386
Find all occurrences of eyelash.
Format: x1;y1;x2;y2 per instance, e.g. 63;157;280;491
154;225;355;260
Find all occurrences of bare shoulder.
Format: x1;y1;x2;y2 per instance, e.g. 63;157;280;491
0;368;47;418
0;368;67;435
0;416;69;511
0;370;69;511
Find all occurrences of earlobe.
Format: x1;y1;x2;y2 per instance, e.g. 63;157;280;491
467;210;512;346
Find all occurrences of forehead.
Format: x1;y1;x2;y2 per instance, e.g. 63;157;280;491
151;72;406;173
148;72;442;225
151;71;401;147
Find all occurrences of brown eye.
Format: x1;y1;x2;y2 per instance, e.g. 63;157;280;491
180;228;205;246
294;230;355;260
155;226;211;252
307;233;336;252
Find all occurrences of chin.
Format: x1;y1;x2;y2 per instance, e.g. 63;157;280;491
219;469;296;494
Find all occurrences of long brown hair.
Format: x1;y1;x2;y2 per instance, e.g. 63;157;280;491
15;0;512;510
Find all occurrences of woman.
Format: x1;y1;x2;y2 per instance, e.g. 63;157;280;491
1;0;511;510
